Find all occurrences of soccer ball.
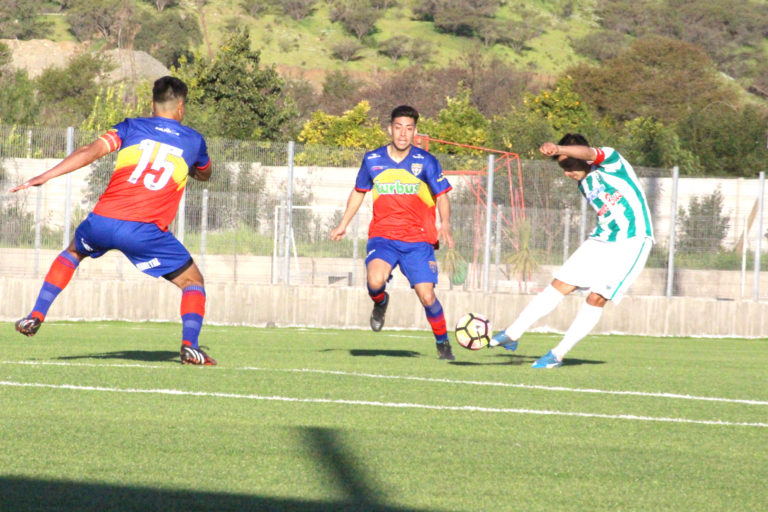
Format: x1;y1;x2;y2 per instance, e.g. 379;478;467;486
454;313;491;350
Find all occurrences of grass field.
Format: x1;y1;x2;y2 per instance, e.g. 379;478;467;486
1;321;767;511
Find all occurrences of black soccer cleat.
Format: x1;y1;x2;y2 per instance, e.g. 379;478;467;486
15;316;42;337
180;344;217;365
436;340;455;361
370;292;389;332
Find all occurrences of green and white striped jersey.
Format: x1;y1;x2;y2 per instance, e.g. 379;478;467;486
579;147;654;243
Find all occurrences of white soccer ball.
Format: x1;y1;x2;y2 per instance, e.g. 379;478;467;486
454;313;491;350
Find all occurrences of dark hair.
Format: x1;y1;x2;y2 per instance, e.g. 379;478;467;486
390;105;419;124
153;76;188;105
553;133;590;163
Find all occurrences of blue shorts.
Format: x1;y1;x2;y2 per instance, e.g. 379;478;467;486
74;213;192;278
366;237;438;287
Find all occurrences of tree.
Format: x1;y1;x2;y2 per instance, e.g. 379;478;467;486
616;117;699;174
0;43;39;125
568;36;739;124
0;0;51;39
331;0;381;40
35;53;113;126
67;0;127;43
134;8;201;67
331;39;365;62
417;86;490;154
81;82;152;134
172;29;297;140
677;188;730;254
318;70;362;115
281;0;315;20
298;101;387;149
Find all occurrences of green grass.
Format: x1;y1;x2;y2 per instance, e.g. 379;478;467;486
1;321;767;511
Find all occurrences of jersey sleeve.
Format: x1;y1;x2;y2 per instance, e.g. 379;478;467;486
354;157;372;192
194;137;211;170
425;154;452;197
99;118;130;153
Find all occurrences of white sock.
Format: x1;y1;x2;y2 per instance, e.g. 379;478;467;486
490;285;565;346
551;303;604;360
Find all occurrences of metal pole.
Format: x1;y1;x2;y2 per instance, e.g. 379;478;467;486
563;207;571;263
177;189;186;244
483;154;495;293
666;166;679;297
34;187;42;276
283;141;295;286
63;127;74;248
579;195;587;242
754;171;765;301
272;204;279;284
352;212;360;286
494;204;502;291
200;189;209;275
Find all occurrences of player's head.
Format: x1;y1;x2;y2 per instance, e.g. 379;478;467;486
152;76;188;120
554;133;591;175
388;105;419;152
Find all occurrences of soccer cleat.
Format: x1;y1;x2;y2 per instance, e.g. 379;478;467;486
490;331;518;351
436;340;455;360
180;344;217;366
15;316;42;337
370;292;389;332
531;350;563;369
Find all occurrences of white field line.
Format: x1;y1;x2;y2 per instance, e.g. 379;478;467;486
3;359;767;406
1;379;766;429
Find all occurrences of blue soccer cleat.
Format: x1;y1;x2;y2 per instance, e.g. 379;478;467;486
490;331;518;351
531;351;563;369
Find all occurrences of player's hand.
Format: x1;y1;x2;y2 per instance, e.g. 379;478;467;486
539;142;559;157
10;175;47;192
439;225;454;249
330;225;346;241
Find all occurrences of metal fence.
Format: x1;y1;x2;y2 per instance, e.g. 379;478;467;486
1;126;766;300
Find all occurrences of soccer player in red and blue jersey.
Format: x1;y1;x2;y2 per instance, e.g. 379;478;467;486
10;76;216;365
330;105;456;360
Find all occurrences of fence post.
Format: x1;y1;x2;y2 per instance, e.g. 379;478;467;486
201;189;209;275
283;141;295;286
483;154;494;293
352;213;360;286
63;127;74;248
177;189;186;244
666;166;679;297
754;171;765;301
34;187;42;276
494;204;502;291
563;207;571;263
579;196;587;242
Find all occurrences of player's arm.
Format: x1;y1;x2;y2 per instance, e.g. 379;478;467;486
10;138;111;192
539;142;597;162
436;192;454;249
330;189;366;240
189;162;212;182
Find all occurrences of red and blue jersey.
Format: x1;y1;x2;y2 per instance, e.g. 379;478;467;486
355;145;451;244
93;117;210;231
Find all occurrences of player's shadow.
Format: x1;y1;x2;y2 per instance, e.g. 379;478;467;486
450;354;537;366
561;358;605;367
56;350;179;363
349;349;421;358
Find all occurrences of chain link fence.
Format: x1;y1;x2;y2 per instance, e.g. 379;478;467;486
1;126;766;300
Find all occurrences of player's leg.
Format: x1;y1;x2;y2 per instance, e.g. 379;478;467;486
488;279;574;349
413;282;454;360
16;240;86;336
167;261;216;366
398;241;453;360
533;237;652;368
365;237;396;332
115;219;216;365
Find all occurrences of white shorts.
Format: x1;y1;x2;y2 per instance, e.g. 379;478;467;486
553;237;653;304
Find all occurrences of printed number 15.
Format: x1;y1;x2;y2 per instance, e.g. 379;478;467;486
128;139;184;191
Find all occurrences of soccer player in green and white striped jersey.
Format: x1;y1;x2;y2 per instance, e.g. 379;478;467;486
489;133;655;368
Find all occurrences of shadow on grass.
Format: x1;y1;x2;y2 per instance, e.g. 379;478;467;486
349;349;422;357
561;358;605;367
0;427;441;512
56;350;179;363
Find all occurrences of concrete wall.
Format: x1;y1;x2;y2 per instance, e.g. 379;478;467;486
2;277;766;338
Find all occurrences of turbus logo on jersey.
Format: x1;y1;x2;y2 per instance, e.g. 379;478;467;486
375;180;420;195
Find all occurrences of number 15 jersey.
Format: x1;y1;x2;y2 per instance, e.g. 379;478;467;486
93;117;210;231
